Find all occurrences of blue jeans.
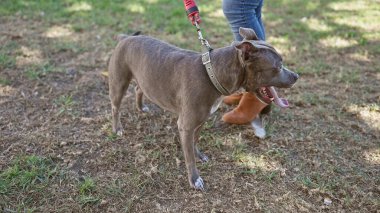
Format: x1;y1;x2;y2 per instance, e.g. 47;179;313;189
222;0;265;41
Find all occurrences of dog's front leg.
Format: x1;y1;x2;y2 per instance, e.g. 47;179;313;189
178;119;204;191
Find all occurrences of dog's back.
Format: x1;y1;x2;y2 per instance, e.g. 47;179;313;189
109;33;205;113
114;31;141;41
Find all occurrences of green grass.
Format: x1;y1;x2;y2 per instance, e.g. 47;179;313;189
0;0;226;49
54;94;77;116
79;177;96;194
106;132;119;141
24;62;56;80
105;179;125;197
299;176;316;188
0;155;58;194
52;41;86;54
334;69;361;83
0;77;11;85
0;53;15;69
0;41;19;75
368;103;379;112
78;177;99;206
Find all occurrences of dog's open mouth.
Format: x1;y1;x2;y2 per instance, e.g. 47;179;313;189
256;87;289;108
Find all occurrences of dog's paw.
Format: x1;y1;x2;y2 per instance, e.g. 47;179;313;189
253;126;265;139
116;129;124;137
141;105;149;112
195;147;210;163
192;177;205;191
198;153;209;163
251;117;266;139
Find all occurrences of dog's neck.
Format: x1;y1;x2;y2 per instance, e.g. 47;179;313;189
208;46;245;95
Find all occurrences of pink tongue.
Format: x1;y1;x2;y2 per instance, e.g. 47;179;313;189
269;87;289;108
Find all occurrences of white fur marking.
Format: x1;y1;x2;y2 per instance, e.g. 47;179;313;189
142;106;150;112
200;155;209;163
194;177;204;190
116;129;124;137
251;117;266;139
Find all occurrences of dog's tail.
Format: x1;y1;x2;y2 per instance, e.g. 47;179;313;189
114;31;141;41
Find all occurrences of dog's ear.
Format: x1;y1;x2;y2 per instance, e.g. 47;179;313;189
235;41;258;60
239;27;259;40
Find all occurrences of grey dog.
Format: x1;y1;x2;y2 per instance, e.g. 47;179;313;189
108;27;298;190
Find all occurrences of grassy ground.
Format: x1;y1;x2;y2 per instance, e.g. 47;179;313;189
0;0;379;212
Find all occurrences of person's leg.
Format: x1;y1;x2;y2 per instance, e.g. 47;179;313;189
222;0;265;41
255;0;266;40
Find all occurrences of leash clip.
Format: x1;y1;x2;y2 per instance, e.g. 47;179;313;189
195;22;212;51
194;21;228;95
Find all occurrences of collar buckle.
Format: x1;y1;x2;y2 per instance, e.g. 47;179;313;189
201;51;230;96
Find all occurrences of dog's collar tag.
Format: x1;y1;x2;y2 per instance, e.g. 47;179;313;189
202;52;230;96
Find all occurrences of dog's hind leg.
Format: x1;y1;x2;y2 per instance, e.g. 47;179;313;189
194;125;209;163
109;64;132;136
109;82;129;136
134;85;149;112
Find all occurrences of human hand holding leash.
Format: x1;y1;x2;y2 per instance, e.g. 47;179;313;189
183;0;201;25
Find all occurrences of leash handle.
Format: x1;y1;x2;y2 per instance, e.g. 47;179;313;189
184;0;201;25
183;0;211;51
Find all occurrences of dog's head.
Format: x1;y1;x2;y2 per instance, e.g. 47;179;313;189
234;27;299;104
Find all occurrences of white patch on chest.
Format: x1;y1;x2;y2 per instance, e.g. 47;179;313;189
210;97;223;115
